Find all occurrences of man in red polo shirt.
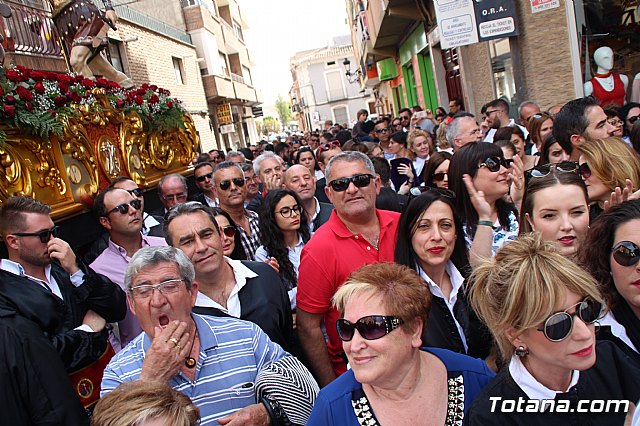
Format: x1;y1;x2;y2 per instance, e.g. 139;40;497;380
296;151;400;387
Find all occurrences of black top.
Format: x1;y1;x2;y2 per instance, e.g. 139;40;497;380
466;341;640;426
0;261;126;372
312;202;334;231
315;178;331;204
192;260;293;351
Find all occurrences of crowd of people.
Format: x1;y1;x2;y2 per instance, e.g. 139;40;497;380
1;95;640;425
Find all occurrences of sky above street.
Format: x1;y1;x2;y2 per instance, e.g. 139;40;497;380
242;0;351;108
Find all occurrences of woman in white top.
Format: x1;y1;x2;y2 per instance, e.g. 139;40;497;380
394;188;491;359
579;200;640;361
255;189;311;310
467;234;640;425
407;129;434;177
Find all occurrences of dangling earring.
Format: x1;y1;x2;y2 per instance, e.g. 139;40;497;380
515;346;529;357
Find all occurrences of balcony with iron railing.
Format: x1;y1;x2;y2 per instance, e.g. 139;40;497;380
1;1;62;59
1;0;191;63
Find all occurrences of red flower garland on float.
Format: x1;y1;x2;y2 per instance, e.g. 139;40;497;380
0;65;186;144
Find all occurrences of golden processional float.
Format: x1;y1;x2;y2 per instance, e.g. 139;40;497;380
0;66;198;222
0;0;198;236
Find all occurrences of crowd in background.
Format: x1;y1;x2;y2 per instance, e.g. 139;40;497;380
2;95;640;425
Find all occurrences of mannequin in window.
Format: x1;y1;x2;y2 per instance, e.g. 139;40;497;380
584;46;628;107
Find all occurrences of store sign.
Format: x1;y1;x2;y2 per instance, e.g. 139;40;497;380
435;0;478;49
435;0;518;49
216;103;233;125
474;0;518;41
220;124;235;134
530;0;559;14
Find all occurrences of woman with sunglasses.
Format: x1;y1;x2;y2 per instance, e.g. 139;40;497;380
467;234;640;425
210;208;246;260
255;189;311;310
578;137;640;222
307;262;495;425
520;165;589;258
421;151;452;189
395;190;491;359
619;102;640;143
295;147;324;181
579;200;640;363
448;143;519;265
526;113;554;154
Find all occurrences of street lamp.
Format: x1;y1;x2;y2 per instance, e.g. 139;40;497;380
343;58;362;84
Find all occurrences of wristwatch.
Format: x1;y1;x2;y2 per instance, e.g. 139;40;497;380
260;395;291;426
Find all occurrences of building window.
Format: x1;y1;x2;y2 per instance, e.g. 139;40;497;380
173;57;185;84
232;20;244;41
242;66;252;86
219;52;229;77
333;106;349;125
325;70;345;101
107;39;125;73
488;38;516;114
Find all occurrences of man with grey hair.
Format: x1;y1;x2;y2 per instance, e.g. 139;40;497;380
517;100;541;127
446;113;483;151
253;151;285;193
296;151;400;387
101;246;311;425
163;202;292;350
213;161;261;259
225;150;246;163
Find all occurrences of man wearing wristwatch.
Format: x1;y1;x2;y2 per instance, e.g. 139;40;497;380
101;246;317;426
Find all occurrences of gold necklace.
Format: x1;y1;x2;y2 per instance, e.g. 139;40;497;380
345;224;380;250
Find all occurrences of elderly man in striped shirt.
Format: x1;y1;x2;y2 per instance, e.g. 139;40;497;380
101;246;317;425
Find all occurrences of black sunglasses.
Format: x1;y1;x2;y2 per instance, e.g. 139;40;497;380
611;241;640;267
526;161;579;179
432;172;448;182
375;127;390;133
218;177;245;191
578;162;591;179
328;174;374;192
221;225;236;238
477;156;509;172
196;173;213;183
127;187;144;198
336;315;404;341
106;199;141;216
415;184;455;199
537;298;602;342
12;226;60;243
628;115;640;125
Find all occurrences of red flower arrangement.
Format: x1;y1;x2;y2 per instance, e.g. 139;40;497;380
0;65;186;145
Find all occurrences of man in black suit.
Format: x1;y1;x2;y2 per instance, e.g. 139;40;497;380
164;202;293;351
314;142;342;204
191;162;217;207
284;165;333;231
0;196;126;404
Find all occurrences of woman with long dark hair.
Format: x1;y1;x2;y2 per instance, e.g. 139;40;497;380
210;207;247;260
578;200;640;362
255;189;311;309
395;190;490;358
448;142;519;266
420;151;452;189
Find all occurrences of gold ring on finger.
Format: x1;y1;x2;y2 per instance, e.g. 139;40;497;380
169;337;179;346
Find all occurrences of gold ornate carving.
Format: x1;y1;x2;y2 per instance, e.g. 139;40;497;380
0;90;198;219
